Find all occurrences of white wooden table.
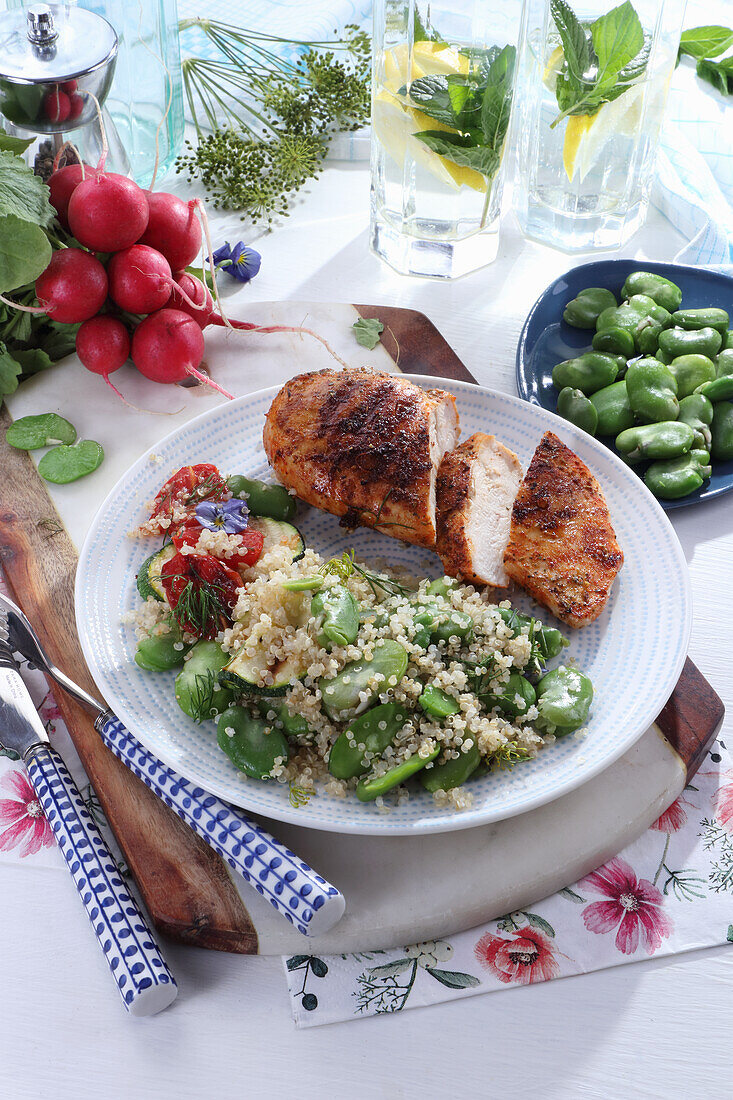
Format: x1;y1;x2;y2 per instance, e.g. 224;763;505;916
1;158;732;1098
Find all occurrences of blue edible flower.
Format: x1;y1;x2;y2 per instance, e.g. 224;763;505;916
195;498;249;533
210;241;262;284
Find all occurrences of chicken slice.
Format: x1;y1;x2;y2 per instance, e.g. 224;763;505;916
503;431;624;628
436;433;523;588
262;368;460;548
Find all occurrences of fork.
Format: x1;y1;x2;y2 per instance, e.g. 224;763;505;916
0;592;345;937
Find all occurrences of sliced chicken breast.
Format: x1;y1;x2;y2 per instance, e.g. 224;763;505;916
503;431;624;628
436;433;523;588
262;368;460;548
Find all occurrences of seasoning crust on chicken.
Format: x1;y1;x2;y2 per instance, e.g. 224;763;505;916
436;433;523;589
262;368;460;548
503;431;624;628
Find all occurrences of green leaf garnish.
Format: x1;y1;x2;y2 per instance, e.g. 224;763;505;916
696;55;733;94
0;150;56;228
352;317;384;350
6;413;77;450
0;214;52;294
37;440;104;484
0;343;21;397
679;25;733;61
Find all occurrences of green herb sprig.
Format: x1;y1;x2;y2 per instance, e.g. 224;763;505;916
548;0;650;126
678;26;733;95
176;20;370;225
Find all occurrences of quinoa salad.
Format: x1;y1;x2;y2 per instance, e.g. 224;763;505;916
128;463;594;813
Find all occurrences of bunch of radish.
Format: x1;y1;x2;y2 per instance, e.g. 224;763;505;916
27;163;344;403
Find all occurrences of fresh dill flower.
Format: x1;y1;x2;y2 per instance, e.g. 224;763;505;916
176;18;370;226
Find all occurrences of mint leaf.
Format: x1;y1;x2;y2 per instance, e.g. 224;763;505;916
0;343;22;396
551;0;592;85
413;9;446;45
697;55;733;94
0;130;34;155
408;75;457;126
679;25;733;60
591;1;644;89
0;151;55;228
0;214;52;293
353;317;384;350
414;131;500;178
480;46;516;149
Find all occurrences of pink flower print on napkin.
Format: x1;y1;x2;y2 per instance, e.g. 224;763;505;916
581;857;672;955
474;925;559;985
0;769;55;857
38;691;63;727
651;793;694;833
714;769;733;833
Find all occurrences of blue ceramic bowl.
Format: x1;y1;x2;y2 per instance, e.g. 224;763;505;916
515;259;733;509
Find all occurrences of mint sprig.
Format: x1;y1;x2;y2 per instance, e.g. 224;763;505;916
678;26;733;61
549;0;649;126
409;44;516;186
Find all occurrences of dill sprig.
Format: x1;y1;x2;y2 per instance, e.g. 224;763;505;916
186;669;218;723
488;744;531;771
176;20;370;225
319;549;411;599
169;573;232;637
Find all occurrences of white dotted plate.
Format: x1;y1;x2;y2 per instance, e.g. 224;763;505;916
76;377;691;836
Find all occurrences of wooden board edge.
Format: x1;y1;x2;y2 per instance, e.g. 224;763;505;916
655;657;725;781
354;304;477;384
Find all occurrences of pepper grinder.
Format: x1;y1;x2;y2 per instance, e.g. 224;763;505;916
0;2;128;177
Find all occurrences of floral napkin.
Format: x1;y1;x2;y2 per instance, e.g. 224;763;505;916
283;746;733;1026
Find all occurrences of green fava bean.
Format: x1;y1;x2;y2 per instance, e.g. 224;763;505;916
496;607;568;663
592;326;635;358
556;387;598;435
716;349;733;377
636;321;663;356
419;684;460;719
420;741;481;792
711;401;733;461
311;584;359;649
671;308;729;335
328;701;409;779
563;287;617;329
644;453;710;499
695;375;733;403
175;641;236;722
552;353;619;395
615;421;694;463
677;393;714;448
723;330;733;351
217;706;289;779
668;355;716;399
135;627;191;671
320;639;408;718
690;448;711;466
621;271;682;312
590;381;635;436
658;326;723;361
535;666;593;735
226;474;297;520
654;347;672;365
480;671;536;718
625;358;679;423
255;699;313;741
356;745;440;802
426;577;459;597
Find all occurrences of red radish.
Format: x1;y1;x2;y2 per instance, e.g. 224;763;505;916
43;88;71;123
67;173;149;252
48;163;99;226
35;249;108;324
167;272;214;328
138;192;202;271
76;316;130;390
131;308;232;397
61;79;78;94
107;244;172;314
68;94;84;120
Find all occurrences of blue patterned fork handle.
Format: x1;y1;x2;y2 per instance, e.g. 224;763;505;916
98;715;346;937
25;743;178;1016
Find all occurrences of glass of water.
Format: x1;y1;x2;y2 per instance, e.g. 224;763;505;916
370;0;521;279
513;0;686;252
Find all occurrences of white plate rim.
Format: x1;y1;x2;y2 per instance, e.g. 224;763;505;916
75;375;692;836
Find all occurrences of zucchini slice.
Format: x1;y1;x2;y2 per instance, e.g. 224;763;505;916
136;544;176;602
248;517;304;562
220;647;308;697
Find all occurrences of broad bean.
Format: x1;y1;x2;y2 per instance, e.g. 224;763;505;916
175;640;236;722
135;626;191;671
563;287;617;329
592;326;635;359
419;684;460;719
226;474;297;520
355;745;440;802
480;671;537;717
311;584;359;649
556;386;598;435
625;358;679;423
668;354;716;399
671;308;729;335
328;701;409;779
319;639;408;718
552;353;619;395
217;706;289;779
644;453;711;499
711;401;733;461
615;422;694;463
420;742;481;792
677;393;714;448
620;271;682;312
535;667;593;735
658;325;723;361
590;381;635;436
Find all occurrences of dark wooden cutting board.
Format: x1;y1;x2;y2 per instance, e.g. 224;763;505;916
0;303;724;954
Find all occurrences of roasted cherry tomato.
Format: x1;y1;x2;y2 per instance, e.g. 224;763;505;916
160;552;243;638
150;463;227;526
171;524;265;569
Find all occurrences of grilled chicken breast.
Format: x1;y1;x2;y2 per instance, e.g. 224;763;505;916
262;368;460;548
436;433;523;588
503;432;623;628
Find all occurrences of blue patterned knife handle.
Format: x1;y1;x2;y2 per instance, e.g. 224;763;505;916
99;715;346;937
25;744;178;1016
